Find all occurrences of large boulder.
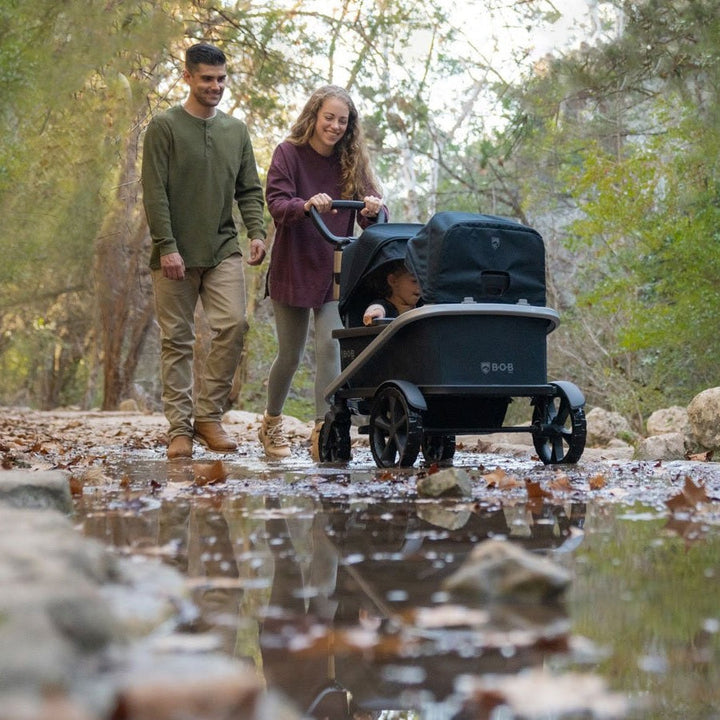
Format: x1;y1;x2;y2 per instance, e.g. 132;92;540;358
0;470;73;513
585;407;634;447
646;406;690;436
687;387;720;450
635;432;686;461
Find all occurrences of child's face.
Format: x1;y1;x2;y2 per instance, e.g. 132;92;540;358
388;270;421;309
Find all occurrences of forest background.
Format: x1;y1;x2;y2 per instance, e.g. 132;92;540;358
1;0;718;433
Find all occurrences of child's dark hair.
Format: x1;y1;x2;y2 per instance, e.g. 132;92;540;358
367;260;408;299
185;43;226;71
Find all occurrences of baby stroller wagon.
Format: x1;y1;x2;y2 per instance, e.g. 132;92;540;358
312;201;587;468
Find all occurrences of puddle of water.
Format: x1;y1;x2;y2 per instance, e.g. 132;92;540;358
73;453;720;719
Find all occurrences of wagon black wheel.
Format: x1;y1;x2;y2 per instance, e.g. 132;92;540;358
318;420;351;463
369;386;422;468
532;388;587;464
422;433;456;465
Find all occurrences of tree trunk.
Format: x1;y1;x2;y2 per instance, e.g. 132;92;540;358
94;121;154;411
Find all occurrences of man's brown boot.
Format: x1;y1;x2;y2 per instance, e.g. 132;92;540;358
193;421;238;452
167;435;193;459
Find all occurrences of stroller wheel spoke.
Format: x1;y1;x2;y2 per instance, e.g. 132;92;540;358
370;386;422;468
532;384;587;465
317;404;352;463
422;433;456;465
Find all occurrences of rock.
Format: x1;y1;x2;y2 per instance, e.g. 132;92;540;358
635;433;686;461
416;503;472;530
442;538;571;601
0;692;96;720
0;470;72;513
0;498;270;720
581;439;635;461
111;673;261;720
0;508;120;696
416;467;473;497
585;407;634;447
118;398;140;412
646;406;690;436
461;667;628;718
687;387;720;450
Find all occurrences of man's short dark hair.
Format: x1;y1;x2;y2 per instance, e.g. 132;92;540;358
185;43;226;72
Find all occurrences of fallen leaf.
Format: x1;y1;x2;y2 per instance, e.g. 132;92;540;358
498;474;523;490
526;479;551;499
482;468;507;487
588;473;606;490
548;473;573;492
68;475;84;496
685;450;714;462
666;476;709;512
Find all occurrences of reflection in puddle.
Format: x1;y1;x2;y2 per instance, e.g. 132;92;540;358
74;458;720;719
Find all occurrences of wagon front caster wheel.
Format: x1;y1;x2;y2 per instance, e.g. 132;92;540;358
318;419;351;463
369;386;422;468
318;405;352;463
532;386;587;464
421;433;456;465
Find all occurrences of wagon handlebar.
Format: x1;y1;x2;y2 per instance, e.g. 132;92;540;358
309;200;388;247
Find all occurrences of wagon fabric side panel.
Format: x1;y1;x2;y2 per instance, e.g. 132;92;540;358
405;212;546;306
332;305;556;389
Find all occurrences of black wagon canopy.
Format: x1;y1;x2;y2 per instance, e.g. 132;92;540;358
404;212;547;306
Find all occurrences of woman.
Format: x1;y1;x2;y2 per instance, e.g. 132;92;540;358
259;85;387;458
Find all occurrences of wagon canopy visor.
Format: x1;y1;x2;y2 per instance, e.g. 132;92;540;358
405;212;547;306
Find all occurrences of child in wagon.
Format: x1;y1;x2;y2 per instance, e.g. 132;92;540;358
362;260;421;325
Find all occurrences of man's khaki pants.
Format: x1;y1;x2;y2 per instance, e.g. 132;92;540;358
152;253;248;439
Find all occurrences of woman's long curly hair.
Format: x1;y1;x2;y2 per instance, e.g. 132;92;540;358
287;85;380;200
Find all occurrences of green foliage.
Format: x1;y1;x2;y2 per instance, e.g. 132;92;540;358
483;0;720;424
0;0;179;407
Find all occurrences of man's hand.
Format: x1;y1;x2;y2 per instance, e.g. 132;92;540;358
160;252;186;280
247;238;266;266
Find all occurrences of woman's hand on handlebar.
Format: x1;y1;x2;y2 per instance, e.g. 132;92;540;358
304;193;335;214
360;195;384;218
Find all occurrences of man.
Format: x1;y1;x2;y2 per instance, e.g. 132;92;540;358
141;43;266;459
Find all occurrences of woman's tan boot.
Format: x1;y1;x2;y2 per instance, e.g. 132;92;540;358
259;413;291;458
310;420;323;462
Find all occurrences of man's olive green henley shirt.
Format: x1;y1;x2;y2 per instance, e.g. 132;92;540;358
141;105;266;270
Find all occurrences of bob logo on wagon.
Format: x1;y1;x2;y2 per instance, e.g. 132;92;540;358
481;361;514;374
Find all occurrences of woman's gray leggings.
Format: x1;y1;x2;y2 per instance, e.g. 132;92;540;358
266;300;342;422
